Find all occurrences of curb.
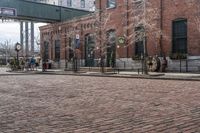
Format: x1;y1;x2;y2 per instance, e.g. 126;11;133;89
2;71;200;81
33;71;200;81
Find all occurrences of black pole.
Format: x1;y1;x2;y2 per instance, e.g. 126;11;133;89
73;49;74;72
65;48;67;69
142;56;144;74
180;58;182;73
65;38;67;69
76;57;78;72
17;51;19;61
186;55;188;72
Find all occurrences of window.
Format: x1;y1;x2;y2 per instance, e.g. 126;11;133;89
107;30;116;45
67;0;72;7
81;0;85;8
55;40;60;61
85;34;95;67
44;41;49;60
172;19;187;53
107;0;116;8
68;37;74;60
69;37;74;50
135;41;144;56
134;26;144;56
133;0;143;16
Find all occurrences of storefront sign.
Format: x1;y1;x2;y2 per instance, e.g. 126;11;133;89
0;7;17;16
118;36;126;44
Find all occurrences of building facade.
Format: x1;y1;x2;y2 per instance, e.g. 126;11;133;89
40;0;200;72
58;0;95;11
26;0;58;5
27;0;95;11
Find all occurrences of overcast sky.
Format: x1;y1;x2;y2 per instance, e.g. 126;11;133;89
0;22;46;45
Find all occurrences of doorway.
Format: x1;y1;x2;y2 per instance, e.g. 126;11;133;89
85;34;95;67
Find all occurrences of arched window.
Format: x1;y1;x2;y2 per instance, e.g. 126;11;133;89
134;25;144;56
107;29;116;45
172;18;187;53
107;0;116;8
85;34;95;67
54;40;60;61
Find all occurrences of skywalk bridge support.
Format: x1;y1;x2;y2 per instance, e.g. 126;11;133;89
0;0;90;23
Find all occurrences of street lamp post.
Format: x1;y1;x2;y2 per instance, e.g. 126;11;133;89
15;42;22;70
15;42;22;61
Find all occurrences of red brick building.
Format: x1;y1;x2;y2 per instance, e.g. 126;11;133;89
40;0;200;72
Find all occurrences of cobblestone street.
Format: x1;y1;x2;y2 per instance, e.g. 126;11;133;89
0;74;200;133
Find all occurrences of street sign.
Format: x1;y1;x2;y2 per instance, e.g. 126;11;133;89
0;7;17;16
76;34;80;39
75;39;80;49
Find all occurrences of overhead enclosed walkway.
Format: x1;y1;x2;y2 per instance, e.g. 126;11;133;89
0;0;90;22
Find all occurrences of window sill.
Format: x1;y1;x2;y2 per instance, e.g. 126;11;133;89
106;7;116;10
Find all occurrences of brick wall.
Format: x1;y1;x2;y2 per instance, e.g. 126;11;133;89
40;0;200;71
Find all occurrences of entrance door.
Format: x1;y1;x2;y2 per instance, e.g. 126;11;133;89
85;34;95;67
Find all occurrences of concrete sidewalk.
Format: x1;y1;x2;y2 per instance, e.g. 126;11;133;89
3;66;200;80
30;68;200;81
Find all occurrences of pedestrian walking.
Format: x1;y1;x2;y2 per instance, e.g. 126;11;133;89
30;57;36;71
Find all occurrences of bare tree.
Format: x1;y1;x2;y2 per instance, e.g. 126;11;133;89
40;19;83;70
130;0;162;74
185;0;200;51
0;40;16;64
92;8;113;72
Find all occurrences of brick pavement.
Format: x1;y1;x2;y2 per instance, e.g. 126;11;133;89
0;75;200;133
